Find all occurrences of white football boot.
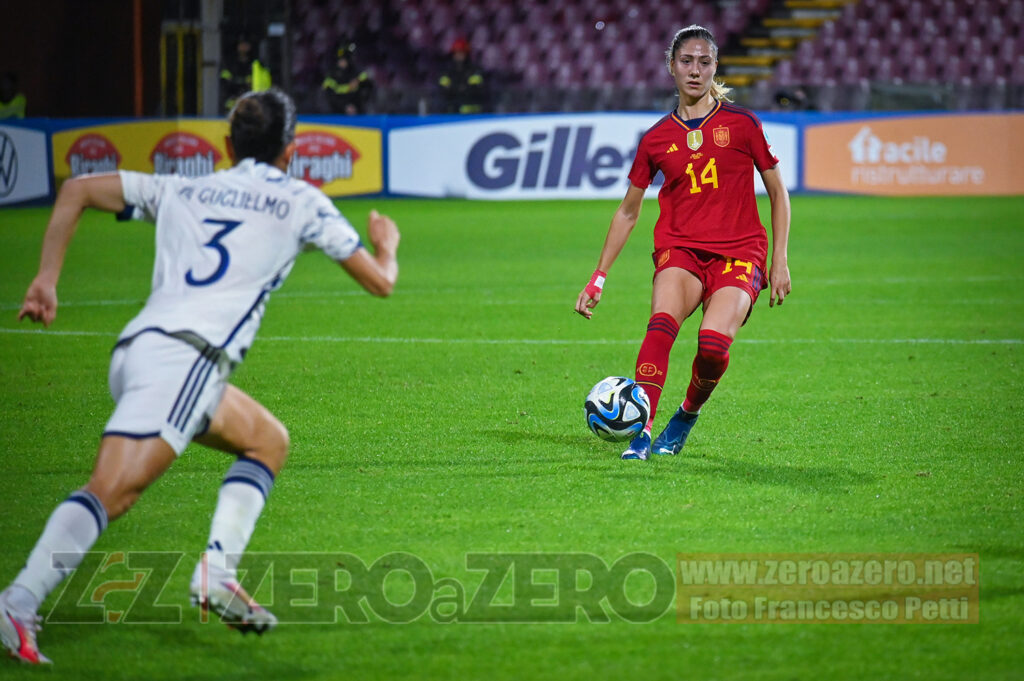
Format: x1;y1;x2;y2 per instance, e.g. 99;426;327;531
0;587;51;664
189;559;277;635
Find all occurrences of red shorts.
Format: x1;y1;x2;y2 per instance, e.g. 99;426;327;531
652;247;767;320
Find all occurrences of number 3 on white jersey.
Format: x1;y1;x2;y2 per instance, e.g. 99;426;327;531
186;218;243;286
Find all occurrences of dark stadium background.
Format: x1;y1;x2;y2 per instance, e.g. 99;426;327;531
5;0;1022;118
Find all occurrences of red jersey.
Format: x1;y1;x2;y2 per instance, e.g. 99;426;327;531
628;100;779;269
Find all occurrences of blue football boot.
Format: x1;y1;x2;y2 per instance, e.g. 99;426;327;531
621;430;652;460
651;408;700;455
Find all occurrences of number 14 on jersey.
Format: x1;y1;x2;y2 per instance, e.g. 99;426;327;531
685;157;718;194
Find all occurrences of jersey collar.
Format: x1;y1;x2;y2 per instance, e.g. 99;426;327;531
670;99;722;131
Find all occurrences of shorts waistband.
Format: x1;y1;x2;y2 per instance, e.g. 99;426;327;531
114;327;235;374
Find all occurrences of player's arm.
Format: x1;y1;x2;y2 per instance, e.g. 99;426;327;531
18;174;126;326
575;183;646;319
339;210;400;297
760;165;791;307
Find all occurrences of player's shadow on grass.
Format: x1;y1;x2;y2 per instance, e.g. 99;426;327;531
481;427;590;448
699;456;875;490
481;427;875;490
603;452;876;491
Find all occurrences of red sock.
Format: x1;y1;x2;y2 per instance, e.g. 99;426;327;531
635;312;680;428
682;329;733;413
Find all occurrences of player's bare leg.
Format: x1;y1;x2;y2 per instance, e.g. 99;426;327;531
623;267;703;460
698;285;752;340
86;436;178;519
653;286;752;455
195;385;289;474
2;436;175;664
189;385;288;635
651;267;705;326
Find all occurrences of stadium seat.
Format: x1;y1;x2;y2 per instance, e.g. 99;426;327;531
940;55;965;82
773;60;797;87
905;56;932;84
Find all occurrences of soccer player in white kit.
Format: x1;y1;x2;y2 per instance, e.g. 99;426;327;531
1;89;400;664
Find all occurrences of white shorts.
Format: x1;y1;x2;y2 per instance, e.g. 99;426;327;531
104;331;230;455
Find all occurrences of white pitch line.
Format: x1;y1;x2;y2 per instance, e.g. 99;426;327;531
810;275;1024;286
0;299;143;311
1;328;113;338
2;273;1022;311
0;291;562;310
0;328;1020;345
2;297;1018;311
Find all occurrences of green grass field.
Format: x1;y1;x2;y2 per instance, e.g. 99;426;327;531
0;194;1022;680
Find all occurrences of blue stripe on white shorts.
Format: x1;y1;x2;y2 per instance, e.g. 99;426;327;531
105;331;229;455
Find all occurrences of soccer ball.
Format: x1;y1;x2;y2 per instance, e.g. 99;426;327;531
584;376;650;442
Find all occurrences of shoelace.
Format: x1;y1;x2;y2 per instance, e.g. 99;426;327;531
16;612;43;635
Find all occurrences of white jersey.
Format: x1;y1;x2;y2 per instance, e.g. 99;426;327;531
117;158;362;362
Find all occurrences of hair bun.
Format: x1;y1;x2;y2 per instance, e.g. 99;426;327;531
228;89;296;164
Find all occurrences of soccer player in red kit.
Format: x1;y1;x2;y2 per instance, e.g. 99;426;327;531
575;24;791;460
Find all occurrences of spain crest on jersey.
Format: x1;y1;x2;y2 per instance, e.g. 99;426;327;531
713;126;730;147
686;130;703;151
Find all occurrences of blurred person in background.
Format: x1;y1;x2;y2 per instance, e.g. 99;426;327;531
0;72;26;119
438;37;487;114
321;41;375;114
221;35;271;112
774;87;812;111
